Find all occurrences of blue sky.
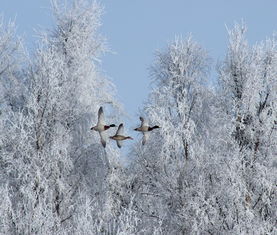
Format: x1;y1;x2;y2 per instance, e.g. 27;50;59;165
1;0;277;124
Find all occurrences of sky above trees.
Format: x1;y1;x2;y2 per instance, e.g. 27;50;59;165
1;0;277;121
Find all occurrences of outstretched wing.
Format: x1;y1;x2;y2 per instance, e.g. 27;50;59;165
116;123;124;135
99;131;106;148
140;116;148;127
97;107;105;125
142;132;149;145
116;140;122;148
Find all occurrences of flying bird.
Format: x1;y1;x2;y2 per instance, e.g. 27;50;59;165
109;123;133;148
90;107;116;148
134;117;160;145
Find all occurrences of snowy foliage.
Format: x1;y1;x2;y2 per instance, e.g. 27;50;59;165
0;2;276;234
1;1;121;234
128;28;276;234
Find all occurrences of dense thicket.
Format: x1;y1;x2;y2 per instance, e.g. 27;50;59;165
0;1;276;234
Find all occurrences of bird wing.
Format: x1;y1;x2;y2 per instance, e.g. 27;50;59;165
97;107;105;125
142;132;150;145
116;123;124;135
116;140;122;148
99;131;106;148
140;116;148;127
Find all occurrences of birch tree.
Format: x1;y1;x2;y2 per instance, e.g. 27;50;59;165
216;23;277;233
0;16;25;235
130;37;219;234
1;1;121;233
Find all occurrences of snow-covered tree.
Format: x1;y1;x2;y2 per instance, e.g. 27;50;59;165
0;17;24;113
0;1;122;233
129;28;276;234
129;37;220;234
216;23;277;233
0;17;25;235
1;1;276;233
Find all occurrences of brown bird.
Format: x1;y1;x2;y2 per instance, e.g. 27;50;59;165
90;107;116;148
134;117;160;145
110;123;133;148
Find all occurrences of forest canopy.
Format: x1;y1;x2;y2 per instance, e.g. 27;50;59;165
0;1;276;234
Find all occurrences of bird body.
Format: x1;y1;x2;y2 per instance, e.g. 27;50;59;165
91;107;116;147
134;117;160;145
91;124;116;132
134;125;160;132
110;135;132;141
134;126;149;132
109;123;133;148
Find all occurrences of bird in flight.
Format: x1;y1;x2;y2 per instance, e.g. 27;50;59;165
110;123;133;148
90;107;116;148
134;117;160;145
